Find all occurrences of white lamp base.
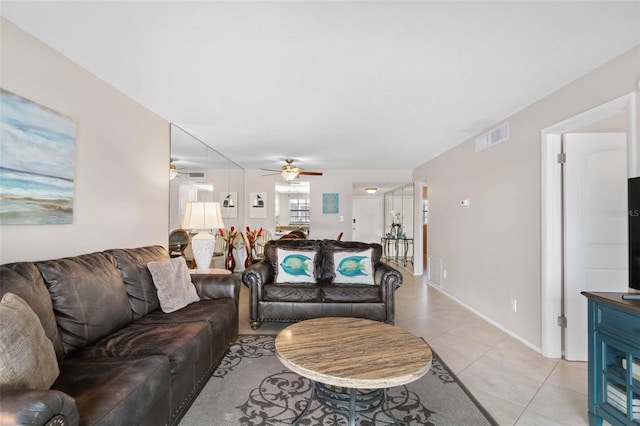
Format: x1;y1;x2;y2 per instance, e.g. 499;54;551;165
191;232;215;273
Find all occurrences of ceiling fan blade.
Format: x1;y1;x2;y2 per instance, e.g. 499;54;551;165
260;168;282;173
261;172;281;177
299;171;323;176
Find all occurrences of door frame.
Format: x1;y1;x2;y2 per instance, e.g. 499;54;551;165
541;92;637;358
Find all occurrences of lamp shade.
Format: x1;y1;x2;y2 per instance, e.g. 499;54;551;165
182;202;225;273
182;202;225;231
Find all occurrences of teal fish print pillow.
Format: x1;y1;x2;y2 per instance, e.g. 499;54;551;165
275;248;317;283
333;249;375;285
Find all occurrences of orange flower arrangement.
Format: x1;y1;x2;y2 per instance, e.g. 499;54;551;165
245;227;263;252
219;226;238;249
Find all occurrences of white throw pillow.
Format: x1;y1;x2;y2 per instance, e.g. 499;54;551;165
275;248;317;283
333;249;375;285
147;257;200;313
0;293;60;389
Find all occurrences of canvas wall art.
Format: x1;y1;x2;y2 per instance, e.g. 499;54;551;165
0;89;76;225
322;193;339;214
249;192;267;218
220;191;238;218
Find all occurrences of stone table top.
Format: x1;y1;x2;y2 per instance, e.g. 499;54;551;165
275;317;432;389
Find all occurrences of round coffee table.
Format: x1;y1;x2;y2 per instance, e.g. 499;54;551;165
275;317;432;426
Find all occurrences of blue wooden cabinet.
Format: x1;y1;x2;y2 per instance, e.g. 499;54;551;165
583;292;640;426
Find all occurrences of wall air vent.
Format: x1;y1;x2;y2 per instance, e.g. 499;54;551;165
427;255;443;288
475;122;509;152
188;171;206;179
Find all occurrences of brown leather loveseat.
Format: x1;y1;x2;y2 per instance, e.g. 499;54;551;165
242;239;402;329
0;246;240;426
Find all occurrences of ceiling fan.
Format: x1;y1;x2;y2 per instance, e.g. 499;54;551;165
170;164;182;180
261;159;323;181
169;162;193;180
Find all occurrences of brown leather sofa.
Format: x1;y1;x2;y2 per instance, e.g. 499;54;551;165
0;246;240;426
242;239;402;329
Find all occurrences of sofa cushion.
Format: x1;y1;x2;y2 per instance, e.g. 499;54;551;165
332;249;375;285
264;283;322;302
0;293;59;389
321;284;381;302
0;262;64;359
135;298;238;359
74;321;212;379
321;240;382;282
274;248;318;283
36;252;133;356
147;257;200;313
106;246;167;320
53;355;170;426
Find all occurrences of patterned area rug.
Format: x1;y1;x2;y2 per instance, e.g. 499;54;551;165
179;335;497;426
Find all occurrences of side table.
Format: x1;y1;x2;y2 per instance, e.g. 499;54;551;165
188;268;231;275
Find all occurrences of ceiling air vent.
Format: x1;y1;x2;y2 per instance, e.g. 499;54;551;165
188;171;206;179
475;122;509;152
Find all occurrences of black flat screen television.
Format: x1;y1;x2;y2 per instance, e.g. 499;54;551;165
629;177;640;290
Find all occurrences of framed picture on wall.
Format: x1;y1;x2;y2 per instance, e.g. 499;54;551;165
249;192;267;218
322;193;339;214
220;191;238;218
0;89;76;225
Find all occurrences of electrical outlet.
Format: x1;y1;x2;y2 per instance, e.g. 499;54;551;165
511;299;517;313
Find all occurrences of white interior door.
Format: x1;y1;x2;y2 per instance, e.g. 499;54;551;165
353;197;382;243
564;133;628;361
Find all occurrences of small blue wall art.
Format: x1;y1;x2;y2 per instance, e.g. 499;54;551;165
322;193;339;214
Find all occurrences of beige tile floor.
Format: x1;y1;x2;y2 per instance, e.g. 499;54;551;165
238;270;590;425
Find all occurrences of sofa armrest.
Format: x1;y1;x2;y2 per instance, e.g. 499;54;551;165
242;261;273;323
374;262;403;290
241;261;272;297
374;263;403;324
0;386;79;426
191;273;241;303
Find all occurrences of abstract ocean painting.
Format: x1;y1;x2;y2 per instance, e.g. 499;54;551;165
0;89;76;225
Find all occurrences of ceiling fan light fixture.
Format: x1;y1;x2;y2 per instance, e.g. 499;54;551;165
170;165;178;180
281;169;299;181
281;161;300;181
365;187;377;194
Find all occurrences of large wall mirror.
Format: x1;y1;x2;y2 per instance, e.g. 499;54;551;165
169;124;244;265
383;183;414;270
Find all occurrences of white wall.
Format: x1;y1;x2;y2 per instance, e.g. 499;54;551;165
242;169;411;241
0;19;169;264
413;46;640;350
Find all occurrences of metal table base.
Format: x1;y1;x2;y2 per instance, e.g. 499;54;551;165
293;381;402;426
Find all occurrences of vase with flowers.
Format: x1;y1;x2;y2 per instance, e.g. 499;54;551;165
219;226;238;271
390;210;402;226
244;226;263;267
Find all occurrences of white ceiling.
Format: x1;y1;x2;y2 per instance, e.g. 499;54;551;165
2;1;639;172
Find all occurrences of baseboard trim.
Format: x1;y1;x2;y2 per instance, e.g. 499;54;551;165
428;283;545;357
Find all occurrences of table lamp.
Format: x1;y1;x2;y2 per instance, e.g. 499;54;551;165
182;201;225;273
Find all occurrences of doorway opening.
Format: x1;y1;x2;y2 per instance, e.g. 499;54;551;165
541;92;637;358
274;181;310;237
